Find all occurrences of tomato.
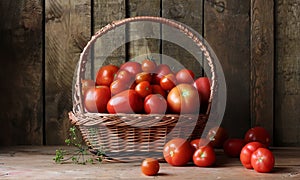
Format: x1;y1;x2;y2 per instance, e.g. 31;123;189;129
81;79;95;95
163;138;194;166
120;61;142;76
115;69;133;83
193;77;211;112
110;79;131;95
151;85;167;98
206;126;229;148
141;59;157;73
96;65;119;86
160;73;177;91
176;69;195;84
152;64;172;84
244;126;271;147
240;142;265;169
251;148;275;173
193;145;216;167
223;138;246;157
135;81;152;98
167;84;199;114
107;89;144;114
144;94;167;114
141;158;160;176
135;72;152;84
84;86;111;113
190;138;211;150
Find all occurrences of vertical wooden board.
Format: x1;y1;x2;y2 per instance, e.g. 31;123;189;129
275;0;300;146
250;0;274;144
162;0;203;77
0;0;43;146
45;0;91;144
204;0;251;138
127;0;161;63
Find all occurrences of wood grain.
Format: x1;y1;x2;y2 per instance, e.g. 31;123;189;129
0;0;43;146
250;0;274;144
275;0;300;146
204;0;251;138
45;0;91;145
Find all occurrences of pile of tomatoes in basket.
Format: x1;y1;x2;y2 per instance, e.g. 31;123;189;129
141;126;275;176
82;59;210;114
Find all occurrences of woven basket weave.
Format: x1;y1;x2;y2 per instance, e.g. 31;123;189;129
69;16;218;162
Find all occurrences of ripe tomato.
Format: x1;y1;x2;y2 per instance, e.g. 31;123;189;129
135;72;152;84
251;148;275;173
160;73;177;91
96;65;119;86
84;86;111;113
176;69;195;84
144;94;167;114
141;158;160;176
244;126;271;147
152;64;172;84
193;145;216;167
110;79;131;95
223;138;246;157
193;77;211;112
107;89;143;114
151;85;167;98
120;61;142;76
240;142;265;169
206;126;229;148
167;84;199;114
141;59;157;73
163;138;194;166
115;69;133;83
81;79;95;95
190;138;211;150
135;81;152;98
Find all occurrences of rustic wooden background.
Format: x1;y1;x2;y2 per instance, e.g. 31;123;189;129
0;0;299;146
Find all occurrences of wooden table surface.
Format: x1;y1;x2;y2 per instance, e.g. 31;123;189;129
0;146;299;179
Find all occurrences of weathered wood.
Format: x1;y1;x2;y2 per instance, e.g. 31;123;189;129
0;0;43;145
162;0;203;77
204;0;251;138
45;0;91;145
275;0;300;146
250;0;274;144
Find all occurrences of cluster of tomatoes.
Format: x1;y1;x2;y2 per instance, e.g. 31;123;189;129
141;126;275;176
82;59;210;114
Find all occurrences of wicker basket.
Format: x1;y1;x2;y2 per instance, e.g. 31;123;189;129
69;16;219;162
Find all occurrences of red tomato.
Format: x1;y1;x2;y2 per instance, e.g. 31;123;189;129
81;79;95;95
135;81;152;98
190;138;211;150
152;64;172;84
240;142;265;169
144;94;167;114
193;77;211;112
151;85;167;98
193;145;216;167
176;69;195;84
141;158;160;176
141;59;157;73
163;138;194;166
120;61;142;76
115;69;133;83
107;89;143;114
110;79;131;95
251;148;275;173
84;86;111;113
244;126;271;147
223;138;246;157
135;72;152;84
167;84;199;114
160;73;177;91
96;65;119;86
206;126;229;148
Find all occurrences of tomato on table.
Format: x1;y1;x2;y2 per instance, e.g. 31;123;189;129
190;138;211;150
141;158;160;176
244;126;271;147
251;148;275;173
193;145;216;167
163;138;194;166
206;126;229;148
240;141;265;169
96;65;119;86
84;86;111;113
176;69;195;84
144;94;167;114
223;138;245;157
141;59;157;73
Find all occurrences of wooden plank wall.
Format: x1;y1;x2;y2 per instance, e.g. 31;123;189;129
0;0;299;146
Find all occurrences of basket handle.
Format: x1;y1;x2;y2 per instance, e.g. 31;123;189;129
73;16;217;115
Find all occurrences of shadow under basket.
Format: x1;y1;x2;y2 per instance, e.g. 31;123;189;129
69;16;219;162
